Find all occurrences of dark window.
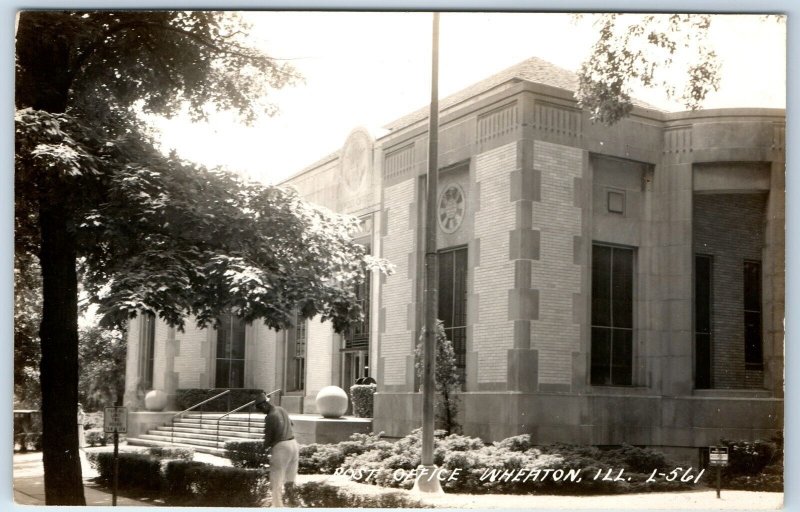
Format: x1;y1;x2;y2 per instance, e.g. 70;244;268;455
345;242;371;350
438;247;468;386
215;314;246;388
591;244;634;386
287;312;306;392
743;260;763;367
695;255;712;389
140;312;156;390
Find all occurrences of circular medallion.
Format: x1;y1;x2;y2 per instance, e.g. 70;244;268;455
341;130;372;192
437;183;466;234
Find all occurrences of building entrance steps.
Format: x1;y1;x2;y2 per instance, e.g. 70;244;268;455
126;412;374;455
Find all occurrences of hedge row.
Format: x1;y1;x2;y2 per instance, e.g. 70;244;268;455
93;450;266;506
175;388;264;411
225;440;269;469
720;435;783;492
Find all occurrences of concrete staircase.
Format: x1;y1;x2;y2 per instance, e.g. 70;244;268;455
127;412;266;456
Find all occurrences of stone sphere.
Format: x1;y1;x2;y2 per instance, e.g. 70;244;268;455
315;386;348;418
144;389;168;411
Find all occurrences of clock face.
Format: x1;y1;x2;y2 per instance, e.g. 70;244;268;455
438;184;466;234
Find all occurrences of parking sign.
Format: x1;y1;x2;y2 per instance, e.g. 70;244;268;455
104;407;128;434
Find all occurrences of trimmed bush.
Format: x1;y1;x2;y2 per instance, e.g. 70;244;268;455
163;460;208;498
175;388;263;412
184;464;268;506
147;446;194;461
720;434;783;492
294;481;428;508
95;452;163;491
85;429;107;447
225;440;269;468
298;432;391;474
350;384;377;418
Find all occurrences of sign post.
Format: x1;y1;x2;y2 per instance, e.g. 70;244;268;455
709;446;729;499
104;407;128;506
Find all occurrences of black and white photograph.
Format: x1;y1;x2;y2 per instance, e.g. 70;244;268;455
11;8;788;510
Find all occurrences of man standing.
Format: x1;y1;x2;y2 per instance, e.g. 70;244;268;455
254;392;298;507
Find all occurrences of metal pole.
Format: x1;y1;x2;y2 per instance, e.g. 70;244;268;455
415;12;442;495
112;430;119;506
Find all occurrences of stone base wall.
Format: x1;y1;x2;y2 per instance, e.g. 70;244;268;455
373;392;782;449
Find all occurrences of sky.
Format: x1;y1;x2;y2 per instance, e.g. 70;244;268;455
147;12;786;186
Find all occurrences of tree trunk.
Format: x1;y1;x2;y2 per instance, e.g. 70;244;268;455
38;201;85;505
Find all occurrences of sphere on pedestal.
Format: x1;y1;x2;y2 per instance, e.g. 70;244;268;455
144;389;168;411
315;386;348;418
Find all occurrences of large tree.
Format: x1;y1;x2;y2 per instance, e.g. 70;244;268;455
576;13;721;124
15;11;389;505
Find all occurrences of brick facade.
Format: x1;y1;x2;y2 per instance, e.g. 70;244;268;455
693;193;768;389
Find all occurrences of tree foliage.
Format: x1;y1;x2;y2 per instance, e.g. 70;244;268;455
15;11;390;505
78;325;126;411
576;14;721;125
415;320;461;434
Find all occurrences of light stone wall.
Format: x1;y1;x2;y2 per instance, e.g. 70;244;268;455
473;142;516;384
248;322;279;393
379;179;416;387
123;316;142;407
530;141;583;385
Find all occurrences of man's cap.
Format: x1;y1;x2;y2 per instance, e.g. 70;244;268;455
254;392;269;405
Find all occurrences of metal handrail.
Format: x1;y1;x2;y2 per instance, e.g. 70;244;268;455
215;400;257;448
170;389;231;445
215;389;281;451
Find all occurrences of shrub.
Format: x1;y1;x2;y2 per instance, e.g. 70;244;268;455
95;452;163;491
350;384;377;418
330;428;695;495
183;464;268;506
294;481;429;508
414;321;461;434
147;446;194;461
163;460;207;498
225;440;269;468
85;429;107;447
175;388;263;412
720;435;783;492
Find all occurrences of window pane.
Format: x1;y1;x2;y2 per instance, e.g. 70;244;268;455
230;317;246;359
695;255;712;333
591;327;611;385
229;360;245;388
215;360;230;389
744;311;763;364
611;329;632;385
438;251;455;328
743;261;761;312
695;333;712;389
592;245;612;327
611;248;633;328
217;315;231;358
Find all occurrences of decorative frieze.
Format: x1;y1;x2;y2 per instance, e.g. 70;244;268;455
664;126;693;154
532;102;581;138
384;144;414;181
477;102;519;145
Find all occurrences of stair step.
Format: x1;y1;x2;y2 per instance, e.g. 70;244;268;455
127;437;228;456
139;433;226;448
151;428;262;442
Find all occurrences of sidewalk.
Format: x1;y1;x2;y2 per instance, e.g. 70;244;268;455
13;448;157;506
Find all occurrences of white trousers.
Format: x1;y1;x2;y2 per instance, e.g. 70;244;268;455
269;439;299;507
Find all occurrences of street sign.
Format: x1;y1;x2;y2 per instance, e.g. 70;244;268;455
709;446;729;466
104;407;128;434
